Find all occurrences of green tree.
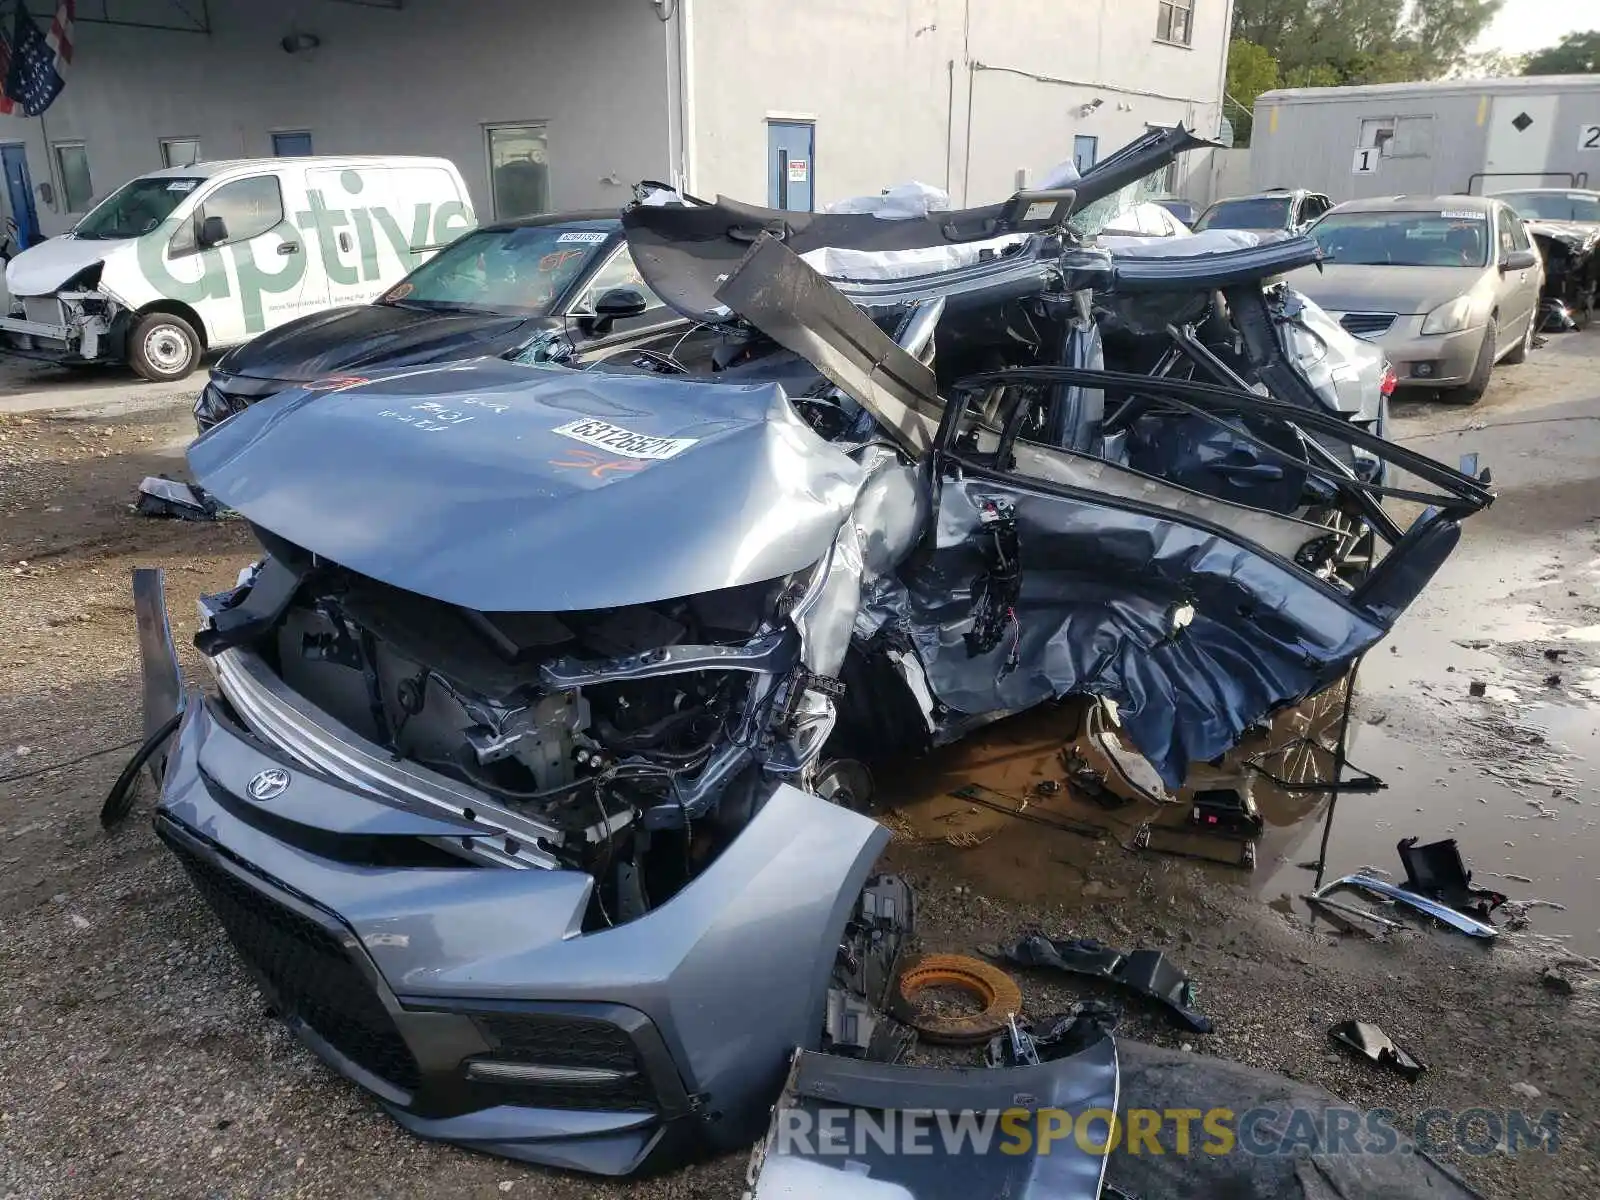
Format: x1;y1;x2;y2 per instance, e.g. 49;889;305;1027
1232;0;1504;84
1523;31;1600;75
1226;39;1280;144
1448;49;1527;79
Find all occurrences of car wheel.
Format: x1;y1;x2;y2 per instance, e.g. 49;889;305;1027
1442;327;1495;405
1501;312;1535;365
129;312;201;382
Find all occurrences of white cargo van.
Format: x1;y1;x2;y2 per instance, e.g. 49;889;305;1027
0;155;474;380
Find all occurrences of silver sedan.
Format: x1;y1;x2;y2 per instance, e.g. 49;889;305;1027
1290;195;1543;404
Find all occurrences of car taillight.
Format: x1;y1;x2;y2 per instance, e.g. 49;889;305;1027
1380;364;1397;397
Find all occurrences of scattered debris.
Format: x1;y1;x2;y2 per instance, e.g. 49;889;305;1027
135;476;225;521
1132;821;1256;870
986;1001;1120;1068
1312;874;1499;940
944;829;994;849
996;933;1212;1032
1189;787;1264;837
1305;892;1401;938
1397;836;1507;921
1469;680;1488;697
1329;1020;1427;1080
897;953;1022;1045
1058;750;1133;810
824;876;916;1062
1509;1081;1542;1100
948;784;1105;840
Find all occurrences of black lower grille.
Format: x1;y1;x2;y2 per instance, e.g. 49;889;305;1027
164;831;422;1092
471;1013;657;1112
1339;312;1397;337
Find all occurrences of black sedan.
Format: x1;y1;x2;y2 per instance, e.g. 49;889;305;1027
194;213;693;431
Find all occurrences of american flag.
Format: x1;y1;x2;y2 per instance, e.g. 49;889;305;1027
0;1;75;118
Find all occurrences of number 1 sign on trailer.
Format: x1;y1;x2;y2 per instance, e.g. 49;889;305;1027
1352;147;1380;174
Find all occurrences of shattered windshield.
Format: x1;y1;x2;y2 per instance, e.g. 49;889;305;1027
1068;172;1168;239
1309;211;1490;268
74;176;203;240
380;224;611;315
1496;192;1600;223
1194;197;1292;231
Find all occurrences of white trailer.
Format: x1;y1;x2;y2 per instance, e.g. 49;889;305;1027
1250;75;1600;203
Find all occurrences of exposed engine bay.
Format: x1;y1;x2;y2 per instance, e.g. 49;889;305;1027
203;546;844;925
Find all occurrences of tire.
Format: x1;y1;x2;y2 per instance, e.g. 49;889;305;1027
1501;311;1534;364
1441;326;1494;405
128;312;201;382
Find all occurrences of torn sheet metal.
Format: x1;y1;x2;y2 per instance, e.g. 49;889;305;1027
136;476;223;520
132;567;185;783
999;934;1212;1033
625;125;1215;325
1329;1019;1427;1080
715;234;943;456
895;473;1388;788
746;1041;1118;1200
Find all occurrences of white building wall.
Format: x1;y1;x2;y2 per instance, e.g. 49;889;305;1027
0;0;1233;241
689;0;1232;208
0;0;677;238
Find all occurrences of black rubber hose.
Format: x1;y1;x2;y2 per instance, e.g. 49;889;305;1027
100;712;182;829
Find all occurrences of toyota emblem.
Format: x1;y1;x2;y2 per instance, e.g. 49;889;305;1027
247;768;291;801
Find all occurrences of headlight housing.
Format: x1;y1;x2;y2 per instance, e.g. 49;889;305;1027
1420;295;1476;336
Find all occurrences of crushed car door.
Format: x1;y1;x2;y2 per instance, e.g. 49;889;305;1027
713;236;1490;788
895;367;1486;788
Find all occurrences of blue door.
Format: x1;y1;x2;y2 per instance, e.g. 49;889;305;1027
1;145;39;249
767;121;814;212
272;131;314;157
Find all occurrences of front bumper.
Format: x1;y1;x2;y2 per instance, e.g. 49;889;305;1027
1328;313;1484;388
0;291;121;361
137;571;890;1174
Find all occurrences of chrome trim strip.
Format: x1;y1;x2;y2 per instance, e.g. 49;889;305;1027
540;629;798;688
466;1061;636;1085
199;598;564;869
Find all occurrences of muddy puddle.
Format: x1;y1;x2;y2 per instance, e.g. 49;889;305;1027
874;637;1600;953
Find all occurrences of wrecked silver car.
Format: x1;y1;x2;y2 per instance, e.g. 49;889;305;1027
131;139;1491;1176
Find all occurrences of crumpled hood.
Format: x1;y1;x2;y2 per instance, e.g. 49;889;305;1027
5;235;130;296
1286;262;1487;317
217;304;538;382
188;359;864;612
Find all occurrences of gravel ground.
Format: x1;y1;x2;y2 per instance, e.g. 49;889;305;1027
2;344;1598;1199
